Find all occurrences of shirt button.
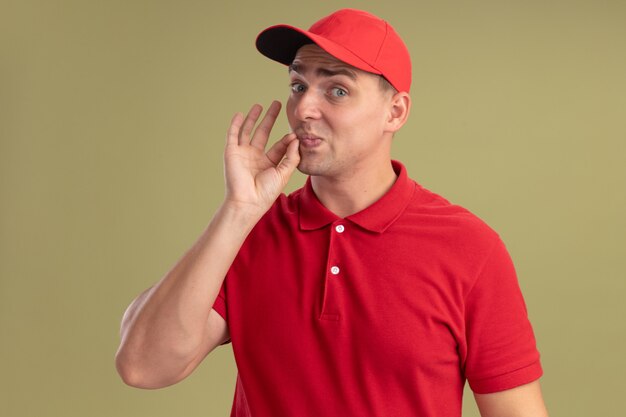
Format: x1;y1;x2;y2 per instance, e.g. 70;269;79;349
330;266;340;275
335;225;345;233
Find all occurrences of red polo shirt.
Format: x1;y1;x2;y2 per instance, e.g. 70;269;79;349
212;160;542;417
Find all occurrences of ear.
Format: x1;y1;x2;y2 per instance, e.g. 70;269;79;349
384;92;411;134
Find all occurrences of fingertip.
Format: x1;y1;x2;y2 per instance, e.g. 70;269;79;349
267;100;282;116
287;136;301;156
228;112;245;134
283;132;298;143
248;103;263;115
277;138;301;175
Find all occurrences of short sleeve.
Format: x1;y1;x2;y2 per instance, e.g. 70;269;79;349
464;237;543;394
211;280;230;345
212;280;228;321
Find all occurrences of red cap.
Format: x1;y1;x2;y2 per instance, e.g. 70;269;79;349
256;9;412;93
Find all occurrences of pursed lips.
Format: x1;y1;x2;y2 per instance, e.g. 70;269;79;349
296;132;323;148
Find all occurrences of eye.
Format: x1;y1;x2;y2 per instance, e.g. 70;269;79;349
290;82;306;94
330;87;348;97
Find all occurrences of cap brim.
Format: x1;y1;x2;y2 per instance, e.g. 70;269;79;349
256;25;382;75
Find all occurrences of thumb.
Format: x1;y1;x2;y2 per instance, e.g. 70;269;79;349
276;137;300;182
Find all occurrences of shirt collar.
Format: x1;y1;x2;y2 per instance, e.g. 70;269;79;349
299;160;416;233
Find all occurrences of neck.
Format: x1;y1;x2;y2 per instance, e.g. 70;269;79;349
310;160;397;218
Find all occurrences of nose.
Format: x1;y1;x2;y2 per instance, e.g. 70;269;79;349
290;89;322;121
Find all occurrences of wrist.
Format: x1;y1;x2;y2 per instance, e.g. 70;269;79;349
217;200;268;231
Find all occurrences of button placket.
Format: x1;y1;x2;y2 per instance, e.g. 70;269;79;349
320;221;346;321
331;223;344;276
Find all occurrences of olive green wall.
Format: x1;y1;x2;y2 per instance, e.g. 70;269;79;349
1;1;624;416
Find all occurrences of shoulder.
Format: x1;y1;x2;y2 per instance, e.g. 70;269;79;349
400;181;518;292
402;180;501;250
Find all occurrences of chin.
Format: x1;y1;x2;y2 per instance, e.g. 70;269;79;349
297;159;326;177
296;148;346;177
296;163;316;176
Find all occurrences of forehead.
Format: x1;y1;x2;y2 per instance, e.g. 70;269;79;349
290;44;364;78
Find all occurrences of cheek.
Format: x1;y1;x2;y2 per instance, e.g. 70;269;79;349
285;97;296;128
338;106;384;134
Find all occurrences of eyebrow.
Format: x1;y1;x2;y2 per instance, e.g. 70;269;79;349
288;63;357;81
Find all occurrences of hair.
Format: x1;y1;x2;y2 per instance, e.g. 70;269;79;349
378;75;398;95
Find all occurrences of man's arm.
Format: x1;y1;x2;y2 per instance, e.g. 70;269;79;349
114;101;300;389
474;380;549;417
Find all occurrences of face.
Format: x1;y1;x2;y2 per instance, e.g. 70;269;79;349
286;44;395;178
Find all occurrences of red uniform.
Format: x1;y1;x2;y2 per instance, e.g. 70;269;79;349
213;160;542;417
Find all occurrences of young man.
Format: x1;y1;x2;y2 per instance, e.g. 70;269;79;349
115;9;548;417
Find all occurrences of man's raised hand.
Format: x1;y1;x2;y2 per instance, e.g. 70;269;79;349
223;101;300;217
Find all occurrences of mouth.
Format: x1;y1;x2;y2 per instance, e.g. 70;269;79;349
297;133;323;148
